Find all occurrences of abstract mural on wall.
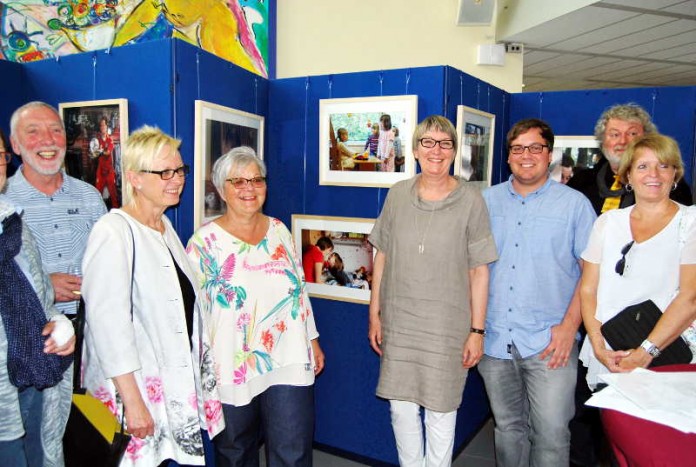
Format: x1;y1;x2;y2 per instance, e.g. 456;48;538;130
0;0;269;77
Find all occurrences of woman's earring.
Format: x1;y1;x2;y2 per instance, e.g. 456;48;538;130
625;183;633;192
672;182;677;191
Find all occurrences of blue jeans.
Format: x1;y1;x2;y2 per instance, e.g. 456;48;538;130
478;342;578;467
214;385;315;467
0;387;44;467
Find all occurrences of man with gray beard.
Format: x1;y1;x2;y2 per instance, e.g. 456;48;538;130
6;102;106;319
568;103;692;215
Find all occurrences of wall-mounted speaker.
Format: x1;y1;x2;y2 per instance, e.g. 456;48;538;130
457;0;496;26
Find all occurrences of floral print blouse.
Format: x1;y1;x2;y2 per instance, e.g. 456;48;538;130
187;217;319;406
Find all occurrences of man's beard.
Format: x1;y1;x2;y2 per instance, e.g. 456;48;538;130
18;142;65;176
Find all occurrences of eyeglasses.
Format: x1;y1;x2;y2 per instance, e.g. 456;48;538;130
0;151;11;165
509;144;549;155
140;165;189;180
419;138;454;150
226;177;267;189
614;240;634;276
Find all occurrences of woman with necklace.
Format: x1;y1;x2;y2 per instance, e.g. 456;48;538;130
580;134;696;386
186;146;324;467
81;126;224;466
368;115;497;467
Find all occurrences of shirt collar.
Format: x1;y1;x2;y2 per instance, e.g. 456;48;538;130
506;174;553;198
14;165;69;196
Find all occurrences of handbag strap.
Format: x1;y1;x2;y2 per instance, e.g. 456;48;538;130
73;214;136;392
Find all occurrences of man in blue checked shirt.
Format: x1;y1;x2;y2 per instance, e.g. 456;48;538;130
6;102;107;319
479;118;596;467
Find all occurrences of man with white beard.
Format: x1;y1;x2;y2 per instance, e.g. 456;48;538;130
5;102;106;319
568;103;692;215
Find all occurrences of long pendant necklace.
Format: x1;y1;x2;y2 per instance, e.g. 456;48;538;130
415;200;438;254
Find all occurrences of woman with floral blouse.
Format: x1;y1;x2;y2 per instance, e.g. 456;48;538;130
187;146;325;467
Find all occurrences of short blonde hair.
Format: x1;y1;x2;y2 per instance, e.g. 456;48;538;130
617;134;683;185
122;125;181;206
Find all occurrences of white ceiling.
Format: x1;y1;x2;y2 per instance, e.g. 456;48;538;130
500;0;696;91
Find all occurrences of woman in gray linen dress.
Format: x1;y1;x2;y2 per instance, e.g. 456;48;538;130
368;115;497;467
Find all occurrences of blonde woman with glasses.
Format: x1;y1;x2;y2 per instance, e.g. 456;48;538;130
81;126;224;466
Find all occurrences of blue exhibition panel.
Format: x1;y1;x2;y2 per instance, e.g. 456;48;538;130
510;87;696;186
0;59;25;176
173;40;270;241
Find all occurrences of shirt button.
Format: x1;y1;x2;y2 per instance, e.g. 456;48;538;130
509;286;513;290
517;222;521;226
58;253;62;258
512;265;516;269
508;308;512;312
515;243;519;247
522;201;525;205
54;224;58;229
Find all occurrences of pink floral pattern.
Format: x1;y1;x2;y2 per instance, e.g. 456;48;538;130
145;376;164;403
204;399;223;426
125;436;146;462
234;363;247;384
93;386;117;416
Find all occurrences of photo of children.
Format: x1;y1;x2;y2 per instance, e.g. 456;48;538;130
301;229;372;291
328;111;404;173
319;95;417;187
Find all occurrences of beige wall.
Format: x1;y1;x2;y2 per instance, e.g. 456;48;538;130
276;0;523;93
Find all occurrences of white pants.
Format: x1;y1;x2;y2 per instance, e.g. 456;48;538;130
389;400;457;467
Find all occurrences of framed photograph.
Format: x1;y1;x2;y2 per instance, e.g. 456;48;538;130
454;105;495;188
551;136;601;185
319;95;418;187
60;98;128;209
292;215;375;304
194;100;265;228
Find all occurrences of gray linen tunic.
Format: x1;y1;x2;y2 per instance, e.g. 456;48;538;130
369;177;497;412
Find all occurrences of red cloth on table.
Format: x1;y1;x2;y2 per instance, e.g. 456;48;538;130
600;363;696;467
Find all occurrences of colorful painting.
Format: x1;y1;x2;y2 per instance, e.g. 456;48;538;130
0;0;269;77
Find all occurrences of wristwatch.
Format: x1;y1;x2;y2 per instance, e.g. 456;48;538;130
640;339;661;358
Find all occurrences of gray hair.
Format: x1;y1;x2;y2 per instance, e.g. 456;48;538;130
10;101;64;136
594;103;657;143
412;115;458;153
212;146;267;199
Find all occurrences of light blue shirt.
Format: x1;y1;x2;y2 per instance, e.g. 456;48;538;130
483;176;596;359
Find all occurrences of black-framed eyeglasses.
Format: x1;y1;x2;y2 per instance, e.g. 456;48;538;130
419;138;454;150
226;177;267;189
0;151;12;166
615;240;634;276
140;165;189;180
509;143;549;155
